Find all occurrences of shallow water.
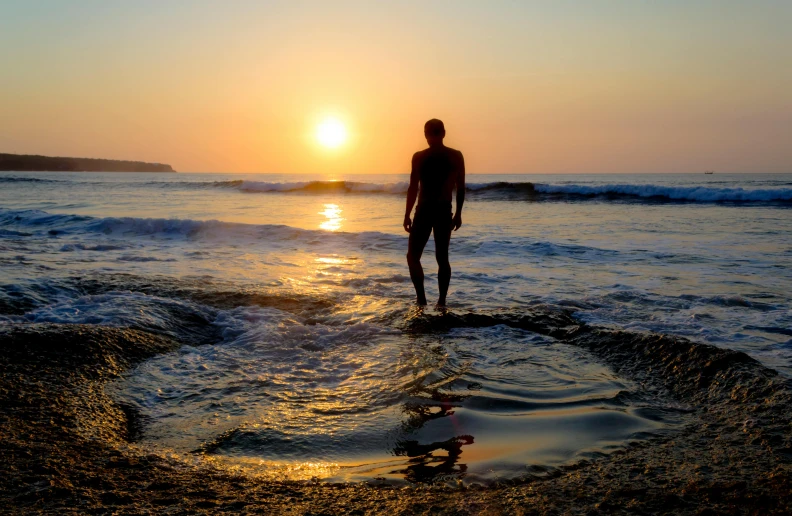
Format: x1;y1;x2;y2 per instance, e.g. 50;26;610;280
110;317;671;483
1;171;790;483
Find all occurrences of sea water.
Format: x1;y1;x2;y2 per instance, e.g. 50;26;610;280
1;172;790;483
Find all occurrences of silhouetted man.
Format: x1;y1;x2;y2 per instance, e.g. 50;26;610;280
404;119;465;306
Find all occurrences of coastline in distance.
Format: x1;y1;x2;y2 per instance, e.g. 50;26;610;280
0;152;175;173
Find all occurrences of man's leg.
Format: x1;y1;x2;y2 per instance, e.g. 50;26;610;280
434;214;453;306
407;215;432;305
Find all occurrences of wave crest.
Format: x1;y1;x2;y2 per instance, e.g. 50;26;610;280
0;176;58;183
534;183;792;203
207;180;792;203
232;180;409;194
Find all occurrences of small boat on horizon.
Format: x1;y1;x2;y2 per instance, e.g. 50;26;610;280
704;171;714;174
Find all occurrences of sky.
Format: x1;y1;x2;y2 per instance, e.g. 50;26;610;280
1;1;791;174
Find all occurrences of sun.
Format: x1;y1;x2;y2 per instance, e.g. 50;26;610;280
316;117;347;149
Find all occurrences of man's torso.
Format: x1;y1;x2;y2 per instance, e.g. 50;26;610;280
414;146;462;211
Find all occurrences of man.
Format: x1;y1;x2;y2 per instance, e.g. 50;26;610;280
403;119;465;306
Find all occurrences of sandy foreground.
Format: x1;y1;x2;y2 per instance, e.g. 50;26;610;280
1;317;790;514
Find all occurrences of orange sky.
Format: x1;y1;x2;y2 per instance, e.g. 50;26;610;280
1;1;790;173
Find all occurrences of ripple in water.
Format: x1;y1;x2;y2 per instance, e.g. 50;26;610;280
112;307;682;484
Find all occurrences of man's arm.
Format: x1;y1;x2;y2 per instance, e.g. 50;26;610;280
404;153;420;233
453;151;465;231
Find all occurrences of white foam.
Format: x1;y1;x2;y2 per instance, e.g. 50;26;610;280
19;291;211;329
534;183;792;202
238;181;311;192
237;180;409;194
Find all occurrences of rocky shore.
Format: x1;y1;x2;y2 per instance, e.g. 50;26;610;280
1;318;790;514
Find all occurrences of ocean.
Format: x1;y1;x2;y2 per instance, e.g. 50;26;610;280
1;171;791;484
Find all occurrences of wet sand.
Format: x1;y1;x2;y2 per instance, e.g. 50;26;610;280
1;316;791;514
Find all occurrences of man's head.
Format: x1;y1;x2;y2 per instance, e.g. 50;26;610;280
424;119;445;146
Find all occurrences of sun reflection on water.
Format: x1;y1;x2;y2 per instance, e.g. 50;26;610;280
315;256;357;265
319;203;344;231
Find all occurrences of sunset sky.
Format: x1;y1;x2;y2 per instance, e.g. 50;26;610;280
1;1;790;174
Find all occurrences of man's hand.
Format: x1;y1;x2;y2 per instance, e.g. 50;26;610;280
452;213;462;231
404;215;412;233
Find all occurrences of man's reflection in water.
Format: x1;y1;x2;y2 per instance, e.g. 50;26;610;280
400;395;465;430
391;434;474;484
394;333;477;484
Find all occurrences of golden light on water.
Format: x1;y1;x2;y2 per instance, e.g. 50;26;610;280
315;256;356;265
315;117;347;149
319;203;344;231
214;457;343;482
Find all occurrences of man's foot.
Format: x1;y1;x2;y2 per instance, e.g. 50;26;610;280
405;304;426;321
416;295;428;306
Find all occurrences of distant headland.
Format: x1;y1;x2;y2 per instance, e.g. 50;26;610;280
0;153;175;173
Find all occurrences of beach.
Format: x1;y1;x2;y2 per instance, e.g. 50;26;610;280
2;316;790;513
2;171;792;512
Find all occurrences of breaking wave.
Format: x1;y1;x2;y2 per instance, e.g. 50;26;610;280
228;180;409;194
532;183;792;203
0;208;631;260
6;172;792;204
35;176;787;204
204;180;792;204
0;176;59;183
